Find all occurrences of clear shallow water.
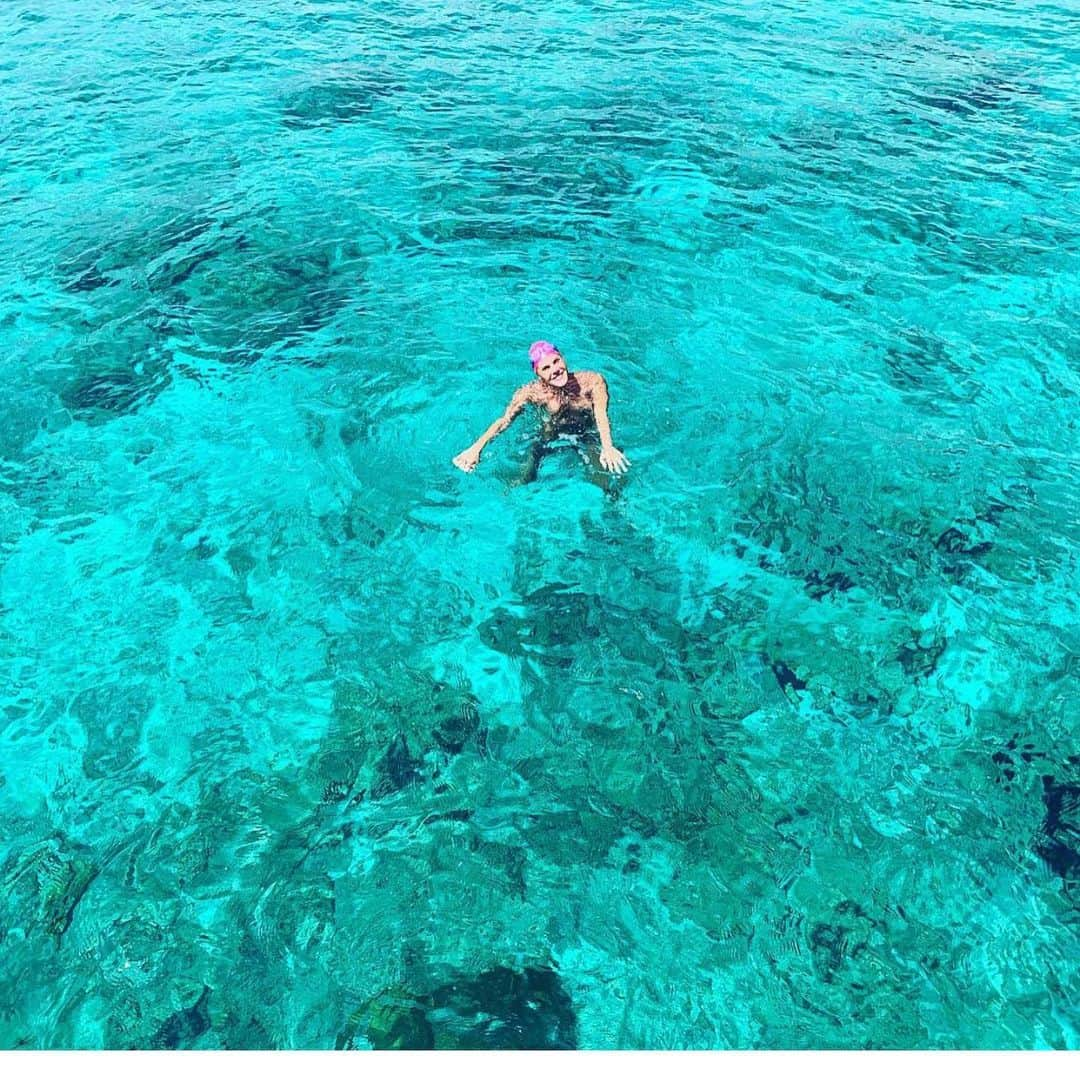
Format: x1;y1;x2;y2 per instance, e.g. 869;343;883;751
1;0;1078;1050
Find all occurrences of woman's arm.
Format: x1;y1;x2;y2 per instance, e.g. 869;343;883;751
590;374;631;475
453;385;532;472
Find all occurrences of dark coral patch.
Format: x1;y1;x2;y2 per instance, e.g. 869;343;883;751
365;1004;435;1050
881;327;971;397
804;569;855;600
478;585;611;667
1036;775;1080;894
337;994;434;1050
935;526;993;557
337;966;576;1051
430;684;481;755
991;733;1046;792
915;77;1037;120
426;966;577;1050
281;75;401;129
149;986;212;1050
1;837;99;944
166;251;352;364
372;733;422;798
478;607;527;657
771;660;807;694
896;637;946;678
62;366;172;420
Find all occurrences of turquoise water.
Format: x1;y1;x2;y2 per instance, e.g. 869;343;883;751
1;0;1078;1050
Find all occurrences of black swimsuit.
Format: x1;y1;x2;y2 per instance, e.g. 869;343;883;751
541;405;597;442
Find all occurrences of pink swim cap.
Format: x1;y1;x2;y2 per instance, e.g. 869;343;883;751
529;340;560;370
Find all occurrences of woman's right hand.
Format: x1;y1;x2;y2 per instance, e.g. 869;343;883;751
453;447;481;473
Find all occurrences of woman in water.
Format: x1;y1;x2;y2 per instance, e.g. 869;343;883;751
452;341;631;485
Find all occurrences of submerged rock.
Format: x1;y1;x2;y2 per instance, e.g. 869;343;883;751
338;966;577;1050
915;76;1036;119
281;74;401;128
770;660;808;695
803;569;855;600
337;992;434;1051
168;252;349;361
70;681;154;779
479;585;618;666
478;607;528;657
372;733;422;798
149;985;212;1050
426;966;577;1050
1;837;99;944
935;526;993;558
430;684;481;755
882;328;970;395
362;1001;434;1051
317;665;484;806
991;733;1046;793
1036;774;1080;896
61;348;174;422
896;637;946;679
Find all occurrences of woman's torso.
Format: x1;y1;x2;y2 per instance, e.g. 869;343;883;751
535;375;597;438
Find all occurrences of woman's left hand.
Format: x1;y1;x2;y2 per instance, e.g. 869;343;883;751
599;446;631;474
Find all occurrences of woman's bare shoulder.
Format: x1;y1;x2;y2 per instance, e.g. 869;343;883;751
577;370;608;388
512;382;543;403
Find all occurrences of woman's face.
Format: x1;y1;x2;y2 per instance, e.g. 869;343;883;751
534;351;569;388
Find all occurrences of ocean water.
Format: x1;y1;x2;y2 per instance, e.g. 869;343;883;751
1;0;1078;1050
